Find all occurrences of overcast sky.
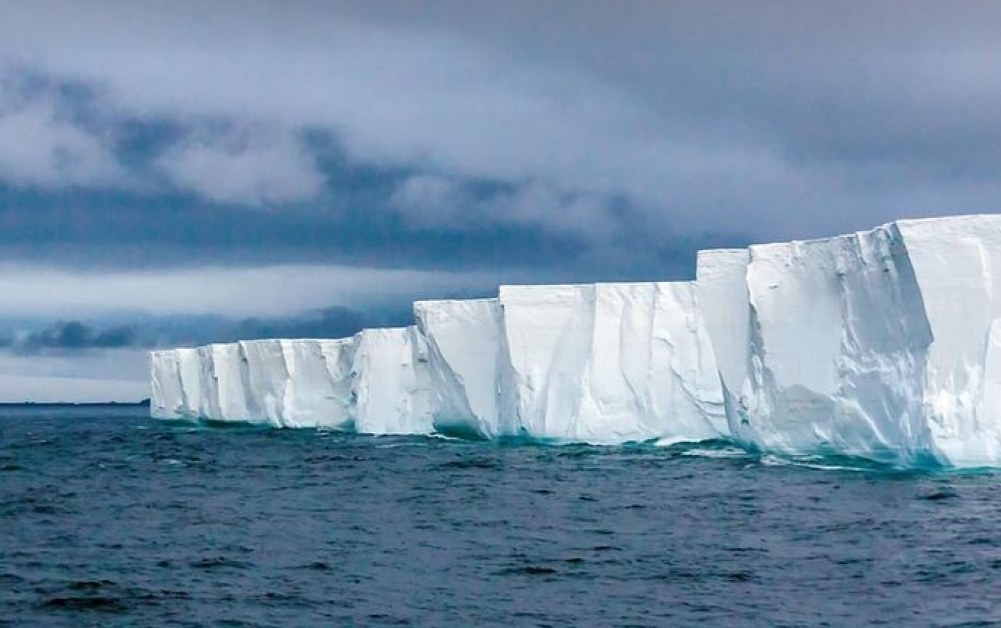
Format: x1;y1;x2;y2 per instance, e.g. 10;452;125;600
2;1;1000;400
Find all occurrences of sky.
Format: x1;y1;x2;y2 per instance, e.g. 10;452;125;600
1;1;1000;401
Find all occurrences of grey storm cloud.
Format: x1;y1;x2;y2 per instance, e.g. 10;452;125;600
0;0;999;278
0;304;403;355
214;305;370;344
0;320;139;354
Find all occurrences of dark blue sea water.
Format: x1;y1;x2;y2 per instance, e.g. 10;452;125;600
4;406;1001;627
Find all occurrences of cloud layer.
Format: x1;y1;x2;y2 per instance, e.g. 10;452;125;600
0;263;507;318
1;2;1000;400
3;1;998;255
1;321;138;354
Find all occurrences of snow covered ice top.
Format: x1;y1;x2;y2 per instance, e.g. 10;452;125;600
152;214;1001;468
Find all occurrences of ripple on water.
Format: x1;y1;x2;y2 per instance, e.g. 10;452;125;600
5;408;1001;626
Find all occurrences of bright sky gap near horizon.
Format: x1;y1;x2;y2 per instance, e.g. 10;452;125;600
1;1;1000;401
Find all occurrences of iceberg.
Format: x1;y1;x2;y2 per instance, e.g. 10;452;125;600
694;215;1001;466
153;282;725;445
351;327;433;435
701;223;935;463
497;282;726;443
414;298;504;439
150;214;1001;467
896;216;1001;465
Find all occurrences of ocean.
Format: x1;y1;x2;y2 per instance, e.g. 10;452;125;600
3;405;1001;627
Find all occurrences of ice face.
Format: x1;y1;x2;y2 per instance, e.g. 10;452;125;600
896;215;1001;465
240;340;289;425
693;215;1001;466
350;327;433;435
695;224;937;463
207;343;250;423
150;349;184;419
497;282;726;444
497;284;595;440
149;214;1001;467
414;299;503;439
280;339;357;429
741;225;934;463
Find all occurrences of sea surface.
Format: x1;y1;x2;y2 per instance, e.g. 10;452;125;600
4;406;1001;627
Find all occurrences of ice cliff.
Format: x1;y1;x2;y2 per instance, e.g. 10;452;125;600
153;281;726;444
695;215;1001;467
151;214;1001;467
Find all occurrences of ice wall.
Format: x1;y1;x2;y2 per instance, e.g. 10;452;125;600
150;213;1001;467
414;299;503;439
694;215;1001;466
153;283;726;445
351;327;433;435
282;339;357;429
239;339;357;428
151;339;357;429
497;282;726;444
897;216;1001;465
745;225;933;462
240;340;289;425
206;343;248;422
150;350;184;418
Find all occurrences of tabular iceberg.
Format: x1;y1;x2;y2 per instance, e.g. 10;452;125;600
700;223;935;463
497;283;726;444
694;215;1001;467
152;339;358;429
151;214;1001;467
414;298;504;439
153;282;725;445
351;327;433;435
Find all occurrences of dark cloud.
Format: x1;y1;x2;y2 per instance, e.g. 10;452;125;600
0;2;998;291
0;180;726;283
186;303;413;345
0;303;411;355
1;320;139;354
222;306;369;343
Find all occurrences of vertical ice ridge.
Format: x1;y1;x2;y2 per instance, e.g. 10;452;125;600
237;341;256;422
